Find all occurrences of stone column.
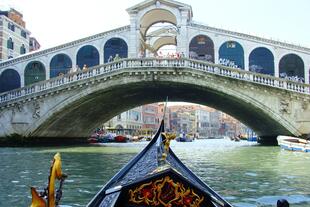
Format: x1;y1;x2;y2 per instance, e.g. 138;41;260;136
128;12;138;58
274;58;280;78
69;49;77;70
244;46;250;71
98;44;104;65
176;10;189;56
213;39;220;64
274;48;280;78
305;63;310;84
19;63;25;88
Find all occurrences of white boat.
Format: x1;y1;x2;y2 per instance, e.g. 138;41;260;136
277;135;310;152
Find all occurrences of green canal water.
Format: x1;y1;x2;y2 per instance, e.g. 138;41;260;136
1;139;310;207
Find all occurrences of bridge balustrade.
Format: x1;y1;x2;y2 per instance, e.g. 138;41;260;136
0;58;309;105
25;86;35;95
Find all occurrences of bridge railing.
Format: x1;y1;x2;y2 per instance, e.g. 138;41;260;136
185;59;310;94
0;58;309;105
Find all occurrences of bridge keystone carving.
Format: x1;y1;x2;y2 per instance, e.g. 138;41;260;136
32;100;41;119
279;98;291;114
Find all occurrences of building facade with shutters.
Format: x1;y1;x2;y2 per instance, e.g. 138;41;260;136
0;8;31;61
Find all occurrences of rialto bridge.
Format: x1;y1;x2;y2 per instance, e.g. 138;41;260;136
0;0;310;143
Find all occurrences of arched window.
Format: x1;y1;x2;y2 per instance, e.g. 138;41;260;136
0;69;21;93
7;37;14;49
24;61;46;86
20;44;26;54
189;35;214;63
189;35;214;62
104;38;128;63
219;41;244;69
279;54;304;82
249;47;274;75
76;45;99;69
50;54;72;78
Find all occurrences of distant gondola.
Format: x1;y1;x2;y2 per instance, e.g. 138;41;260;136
86;119;233;207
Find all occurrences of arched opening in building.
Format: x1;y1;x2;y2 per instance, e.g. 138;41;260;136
279;54;304;82
104;38;128;63
219;41;244;69
157;45;177;57
50;54;72;78
249;47;274;75
143;22;178;57
24;61;46;86
76;45;99;69
0;69;21;92
140;9;177;37
189;35;215;63
139;9;177;57
115;124;124;130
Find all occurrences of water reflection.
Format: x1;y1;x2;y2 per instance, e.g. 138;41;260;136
0;139;309;207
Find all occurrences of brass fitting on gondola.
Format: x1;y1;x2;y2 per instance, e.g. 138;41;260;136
161;133;176;161
29;153;67;207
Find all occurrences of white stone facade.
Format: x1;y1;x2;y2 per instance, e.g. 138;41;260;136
105;106;143;130
0;0;309;90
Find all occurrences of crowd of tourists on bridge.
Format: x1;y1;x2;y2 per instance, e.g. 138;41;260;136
107;54;121;62
218;58;239;69
280;72;305;83
56;64;89;77
55;52;305;84
137;50;186;59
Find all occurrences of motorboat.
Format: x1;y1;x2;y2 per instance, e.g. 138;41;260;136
277;135;310;152
176;133;194;142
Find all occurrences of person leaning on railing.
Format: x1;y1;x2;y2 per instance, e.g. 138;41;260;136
108;55;113;62
82;64;88;71
113;54;121;61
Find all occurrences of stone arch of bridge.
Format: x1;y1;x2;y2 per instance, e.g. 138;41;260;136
30;74;295;144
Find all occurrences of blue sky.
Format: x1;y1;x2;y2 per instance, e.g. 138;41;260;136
1;0;309;49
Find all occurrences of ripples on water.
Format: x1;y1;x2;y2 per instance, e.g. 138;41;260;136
0;139;310;206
